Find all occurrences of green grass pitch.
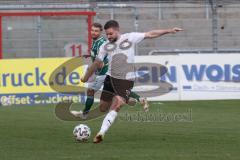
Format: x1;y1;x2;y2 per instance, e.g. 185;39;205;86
0;100;240;160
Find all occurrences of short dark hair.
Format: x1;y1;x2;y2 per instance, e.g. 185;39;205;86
92;23;103;31
104;20;119;30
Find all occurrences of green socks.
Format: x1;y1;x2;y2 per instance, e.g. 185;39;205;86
129;91;140;102
83;96;94;114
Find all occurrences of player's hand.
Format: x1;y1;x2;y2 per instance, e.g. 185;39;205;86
171;27;183;33
81;77;88;83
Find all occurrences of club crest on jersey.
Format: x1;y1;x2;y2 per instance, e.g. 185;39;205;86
104;42;117;51
104;39;132;52
119;39;132;50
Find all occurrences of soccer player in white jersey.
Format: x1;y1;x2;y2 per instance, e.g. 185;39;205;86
81;20;183;143
71;23;149;119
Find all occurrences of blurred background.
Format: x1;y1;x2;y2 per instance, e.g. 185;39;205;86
0;0;239;58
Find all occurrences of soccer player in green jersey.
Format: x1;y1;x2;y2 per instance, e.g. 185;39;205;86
72;23;148;119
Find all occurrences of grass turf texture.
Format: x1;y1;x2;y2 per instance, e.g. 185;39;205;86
0;100;239;160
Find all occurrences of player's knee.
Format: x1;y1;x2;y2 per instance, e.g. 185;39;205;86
99;101;110;112
99;105;108;112
87;89;94;97
99;106;108;112
127;98;137;106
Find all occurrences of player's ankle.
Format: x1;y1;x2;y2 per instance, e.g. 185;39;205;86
98;131;105;136
83;111;89;115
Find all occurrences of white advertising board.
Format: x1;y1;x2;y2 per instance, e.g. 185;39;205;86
135;54;240;101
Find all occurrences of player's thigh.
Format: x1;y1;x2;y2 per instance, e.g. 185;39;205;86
99;100;111;112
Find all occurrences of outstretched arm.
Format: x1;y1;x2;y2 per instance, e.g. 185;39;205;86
144;27;183;39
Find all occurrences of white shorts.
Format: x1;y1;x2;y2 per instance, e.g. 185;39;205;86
88;75;106;91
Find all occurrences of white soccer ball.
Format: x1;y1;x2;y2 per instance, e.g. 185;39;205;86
73;124;91;142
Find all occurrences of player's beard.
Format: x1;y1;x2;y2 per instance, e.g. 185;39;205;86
109;37;118;43
92;35;100;40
